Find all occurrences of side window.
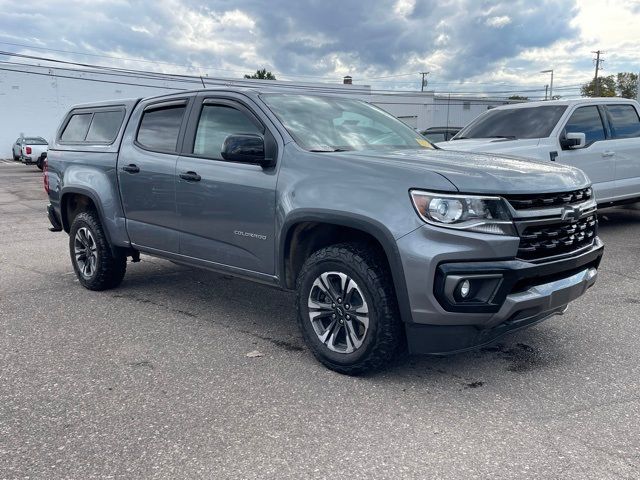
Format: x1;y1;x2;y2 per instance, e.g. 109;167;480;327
606;104;640;139
564;106;606;145
61;113;92;142
137;105;186;152
86;110;126;143
193;104;262;159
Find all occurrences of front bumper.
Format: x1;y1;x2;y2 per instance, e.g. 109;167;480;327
397;224;603;354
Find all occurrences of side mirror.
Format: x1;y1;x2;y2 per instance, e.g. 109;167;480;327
560;132;586;150
221;133;273;167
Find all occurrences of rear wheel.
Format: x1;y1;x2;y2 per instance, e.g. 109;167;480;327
296;243;403;375
69;210;126;290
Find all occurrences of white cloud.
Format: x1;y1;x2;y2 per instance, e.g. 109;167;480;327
485;15;511;28
393;0;415;17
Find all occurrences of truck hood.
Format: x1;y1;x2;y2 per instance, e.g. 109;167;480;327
337;148;589;194
435;138;541;153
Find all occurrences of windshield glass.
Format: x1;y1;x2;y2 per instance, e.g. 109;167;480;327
261;94;433;151
453;105;567;140
24;137;48;145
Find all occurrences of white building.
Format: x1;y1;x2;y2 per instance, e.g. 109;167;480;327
1;63;515;155
369;92;516;130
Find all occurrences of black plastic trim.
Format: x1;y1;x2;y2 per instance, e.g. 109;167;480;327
278;210;413;325
433;239;604;313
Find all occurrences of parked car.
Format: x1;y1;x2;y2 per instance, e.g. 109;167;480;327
437;98;640;206
420;126;461;143
12;136;49;169
45;90;603;374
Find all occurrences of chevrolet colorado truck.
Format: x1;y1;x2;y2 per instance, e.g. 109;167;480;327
45;88;604;374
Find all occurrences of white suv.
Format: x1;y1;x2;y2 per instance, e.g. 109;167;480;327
437;98;640;205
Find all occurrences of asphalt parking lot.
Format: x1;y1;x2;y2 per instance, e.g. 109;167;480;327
1;158;639;479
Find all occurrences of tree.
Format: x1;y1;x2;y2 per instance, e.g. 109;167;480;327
616;72;638;99
244;68;276;80
507;95;528;101
580;75;617;97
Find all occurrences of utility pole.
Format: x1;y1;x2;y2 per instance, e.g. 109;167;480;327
541;69;554;99
420;72;429;92
592;50;604;96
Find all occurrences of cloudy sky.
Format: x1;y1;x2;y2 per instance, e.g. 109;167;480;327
0;0;639;98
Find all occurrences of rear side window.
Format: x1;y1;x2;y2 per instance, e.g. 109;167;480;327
137;105;186;152
606;104;640;138
86;110;125;143
564;106;606;145
61;113;92;142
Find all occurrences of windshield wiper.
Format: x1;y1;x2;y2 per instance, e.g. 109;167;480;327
309;147;352;152
487;135;517;139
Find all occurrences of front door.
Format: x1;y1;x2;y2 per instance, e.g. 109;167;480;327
557;105;616;202
117;99;190;253
175;96;278;274
604;103;640;199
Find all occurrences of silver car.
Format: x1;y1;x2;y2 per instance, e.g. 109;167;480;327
12;136;49;169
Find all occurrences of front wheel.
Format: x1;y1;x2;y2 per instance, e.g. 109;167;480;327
296;243;403;375
69;210;126;290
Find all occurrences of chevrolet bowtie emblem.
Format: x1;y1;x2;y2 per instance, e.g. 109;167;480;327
561;205;582;222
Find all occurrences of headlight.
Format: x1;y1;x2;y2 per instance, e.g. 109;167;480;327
410;190;516;236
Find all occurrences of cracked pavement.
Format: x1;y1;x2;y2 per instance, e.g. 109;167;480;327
1;159;639;479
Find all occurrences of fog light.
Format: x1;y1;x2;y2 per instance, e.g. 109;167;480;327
459;279;471;298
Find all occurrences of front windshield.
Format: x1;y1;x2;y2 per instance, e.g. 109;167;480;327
453;105;567;140
261;94;433;151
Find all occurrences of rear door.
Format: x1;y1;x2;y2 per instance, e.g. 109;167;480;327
557;105;616;202
117;97;192;253
175;93;278;274
604;103;640;200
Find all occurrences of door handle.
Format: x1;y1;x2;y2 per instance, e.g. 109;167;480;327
179;171;201;182
602;151;615;157
122;164;140;173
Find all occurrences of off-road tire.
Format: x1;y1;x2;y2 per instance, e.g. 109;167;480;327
296;243;403;375
69;210;126;290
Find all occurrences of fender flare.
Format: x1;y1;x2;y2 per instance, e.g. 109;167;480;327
279;209;413;324
59;186;113;246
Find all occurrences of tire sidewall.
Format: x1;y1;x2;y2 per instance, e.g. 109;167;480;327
297;257;381;368
69;214;102;288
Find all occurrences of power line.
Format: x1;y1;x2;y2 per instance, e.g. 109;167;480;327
0;51;586;101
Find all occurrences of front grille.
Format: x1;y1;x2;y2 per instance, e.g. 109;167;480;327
505;187;592;210
517;213;597;261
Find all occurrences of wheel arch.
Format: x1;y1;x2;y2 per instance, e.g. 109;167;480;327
279;210;413;324
60;187;112;244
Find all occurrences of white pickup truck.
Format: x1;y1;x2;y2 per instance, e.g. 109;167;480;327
437;98;640;206
12;136;49;169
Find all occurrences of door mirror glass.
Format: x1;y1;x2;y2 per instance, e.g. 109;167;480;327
221;133;271;166
561;132;586;150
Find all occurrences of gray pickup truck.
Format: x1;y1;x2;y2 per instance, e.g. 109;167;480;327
45;88;604;374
